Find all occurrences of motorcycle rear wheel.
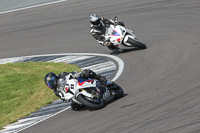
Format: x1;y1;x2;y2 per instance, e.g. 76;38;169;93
127;38;146;49
77;94;104;109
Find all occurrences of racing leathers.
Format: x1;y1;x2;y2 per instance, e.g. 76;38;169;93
54;69;107;110
90;17;125;50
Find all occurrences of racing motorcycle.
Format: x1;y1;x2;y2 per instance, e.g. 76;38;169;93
105;17;146;51
63;74;124;109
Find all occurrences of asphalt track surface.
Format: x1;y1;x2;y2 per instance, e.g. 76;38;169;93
0;0;200;133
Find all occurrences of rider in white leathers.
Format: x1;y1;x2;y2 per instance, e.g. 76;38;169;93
90;14;125;50
44;69;108;110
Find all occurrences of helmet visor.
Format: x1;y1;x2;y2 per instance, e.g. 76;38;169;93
47;80;56;89
91;19;100;26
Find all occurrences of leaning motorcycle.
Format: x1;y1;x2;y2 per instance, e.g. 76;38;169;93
105;19;146;51
62;74;124;109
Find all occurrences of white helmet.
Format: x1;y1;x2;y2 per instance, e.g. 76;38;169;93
89;14;101;27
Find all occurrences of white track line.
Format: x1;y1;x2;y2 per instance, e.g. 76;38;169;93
15;106;71;133
0;0;68;15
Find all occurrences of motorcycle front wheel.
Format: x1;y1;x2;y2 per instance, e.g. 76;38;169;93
127;38;146;49
77;94;104;109
107;82;124;99
112;83;124;99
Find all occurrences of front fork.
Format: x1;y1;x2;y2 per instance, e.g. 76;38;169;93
126;29;137;40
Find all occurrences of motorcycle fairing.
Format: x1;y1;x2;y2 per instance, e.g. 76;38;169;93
111;29;121;36
78;77;93;86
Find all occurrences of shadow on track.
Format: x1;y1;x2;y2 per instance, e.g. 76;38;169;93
110;47;147;55
75;94;128;112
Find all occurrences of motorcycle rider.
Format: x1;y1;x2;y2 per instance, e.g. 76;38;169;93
90;14;125;50
44;69;108;110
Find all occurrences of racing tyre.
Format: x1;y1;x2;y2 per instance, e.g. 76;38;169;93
77;94;104;109
112;83;124;99
127;38;146;49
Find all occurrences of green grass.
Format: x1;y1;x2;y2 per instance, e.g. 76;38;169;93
0;62;81;130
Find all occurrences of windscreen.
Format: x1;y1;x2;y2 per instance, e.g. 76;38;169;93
105;26;120;36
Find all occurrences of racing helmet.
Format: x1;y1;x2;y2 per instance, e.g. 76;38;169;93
89;14;101;27
44;72;58;90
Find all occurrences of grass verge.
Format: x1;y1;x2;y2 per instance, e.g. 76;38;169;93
0;62;81;130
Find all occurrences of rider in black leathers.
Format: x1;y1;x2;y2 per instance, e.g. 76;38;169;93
90;14;125;50
44;69;107;110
